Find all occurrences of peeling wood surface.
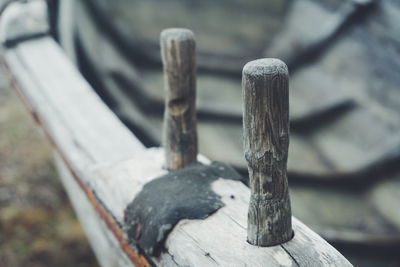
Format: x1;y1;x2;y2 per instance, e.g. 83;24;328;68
4;36;351;266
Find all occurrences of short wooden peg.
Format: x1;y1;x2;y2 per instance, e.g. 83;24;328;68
242;58;292;246
160;28;198;170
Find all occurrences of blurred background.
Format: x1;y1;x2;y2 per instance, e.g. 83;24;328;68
0;54;98;265
0;60;98;265
1;0;400;266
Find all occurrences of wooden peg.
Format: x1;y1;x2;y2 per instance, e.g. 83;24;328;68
160;28;198;170
242;58;292;246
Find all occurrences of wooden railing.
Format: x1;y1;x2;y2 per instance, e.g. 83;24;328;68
1;1;352;266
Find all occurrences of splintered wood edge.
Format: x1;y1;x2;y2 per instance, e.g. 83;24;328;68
3;37;352;266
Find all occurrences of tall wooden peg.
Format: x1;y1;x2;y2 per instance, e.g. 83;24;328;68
160;28;198;170
242;58;292;246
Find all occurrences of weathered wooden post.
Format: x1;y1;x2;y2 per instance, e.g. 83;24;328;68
242;58;292;246
160;28;198;170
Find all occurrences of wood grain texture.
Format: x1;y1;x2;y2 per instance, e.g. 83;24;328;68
54;153;136;267
4;36;351;266
90;149;351;267
242;58;292;246
160;28;198;170
90;148;351;266
3;37;148;267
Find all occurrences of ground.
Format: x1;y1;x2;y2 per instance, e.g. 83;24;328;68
0;56;98;266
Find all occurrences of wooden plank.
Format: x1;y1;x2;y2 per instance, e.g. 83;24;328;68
90;149;352;266
4;37;150;266
5;37;145;167
4;37;352;266
54;152;135;267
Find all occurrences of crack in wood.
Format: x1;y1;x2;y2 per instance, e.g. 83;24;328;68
281;244;300;267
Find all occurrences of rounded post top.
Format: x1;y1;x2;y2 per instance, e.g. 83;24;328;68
243;58;288;77
160;28;195;42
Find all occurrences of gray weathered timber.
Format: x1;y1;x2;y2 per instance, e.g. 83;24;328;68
243;59;292;246
91;149;352;267
160;28;198;170
54;153;135;267
3;25;351;267
57;0;400;263
3;37;150;267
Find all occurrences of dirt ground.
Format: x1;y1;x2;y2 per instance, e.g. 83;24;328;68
0;56;99;266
